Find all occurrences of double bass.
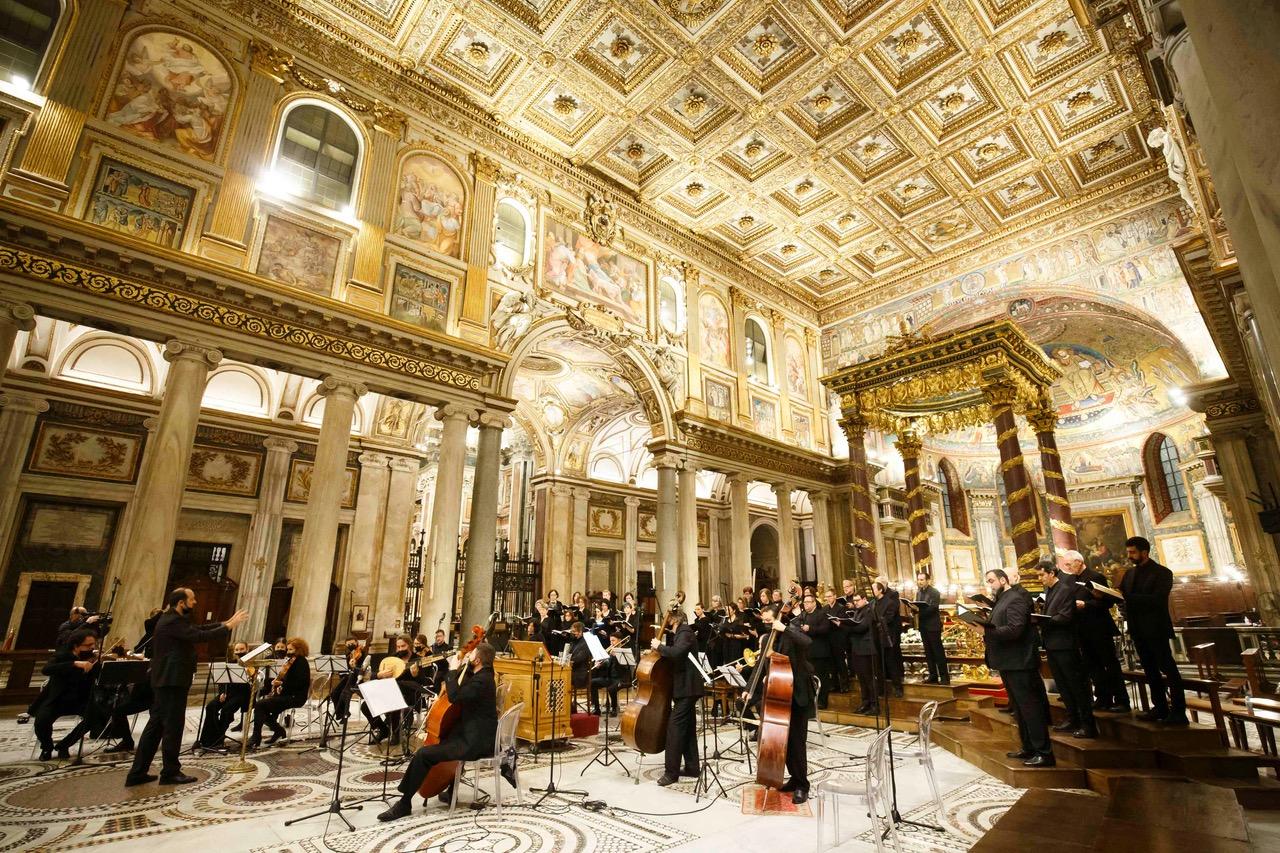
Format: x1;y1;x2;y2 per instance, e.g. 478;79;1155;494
620;607;676;755
416;623;487;798
745;621;794;791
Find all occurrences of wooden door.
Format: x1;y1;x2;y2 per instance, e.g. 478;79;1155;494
17;581;78;650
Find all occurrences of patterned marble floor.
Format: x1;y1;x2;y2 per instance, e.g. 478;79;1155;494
0;708;1029;852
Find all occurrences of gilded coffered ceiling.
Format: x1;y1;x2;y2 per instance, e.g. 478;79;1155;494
293;0;1163;314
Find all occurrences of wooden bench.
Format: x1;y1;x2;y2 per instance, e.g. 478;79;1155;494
1226;705;1280;764
1122;669;1229;747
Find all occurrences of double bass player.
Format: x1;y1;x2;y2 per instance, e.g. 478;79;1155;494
743;603;814;804
650;607;700;786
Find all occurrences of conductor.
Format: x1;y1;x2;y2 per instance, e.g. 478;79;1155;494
126;588;247;787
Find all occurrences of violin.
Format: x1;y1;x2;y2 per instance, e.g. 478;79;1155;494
271;653;298;696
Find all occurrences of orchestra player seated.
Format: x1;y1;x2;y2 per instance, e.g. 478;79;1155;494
378;643;499;822
248;637;311;749
567;622;592;711
197;641;251;750
32;629;99;761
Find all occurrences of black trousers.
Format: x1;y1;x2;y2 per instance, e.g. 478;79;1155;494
1046;648;1095;729
785;702;809;788
199;695;247;746
253;692;304;738
831;637;850;692
129;684;189;779
1002;669;1052;757
397;739;469;803
883;642;905;687
851;653;877;706
34;699;88;751
1132;632;1185;718
811;656;832;707
1079;629;1126;706
664;695;699;774
590;674;620;713
921;629;949;683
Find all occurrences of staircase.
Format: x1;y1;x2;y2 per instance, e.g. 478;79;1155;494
818;680;995;732
932;701;1280;809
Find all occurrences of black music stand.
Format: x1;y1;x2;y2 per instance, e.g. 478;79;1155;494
346;678;409;810
581;647;632;776
691;658;726;802
284;697;362;831
301;655;350;754
197;662;252;754
531;651;586;807
182;657;217;758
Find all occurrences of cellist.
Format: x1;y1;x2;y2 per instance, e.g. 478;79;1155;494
649;606;700;787
378;642;498;822
743;603;815;804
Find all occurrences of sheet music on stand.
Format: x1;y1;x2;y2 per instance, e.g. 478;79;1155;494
210;662;252;685
358;677;408;719
688;652;712;685
241;643;272;664
582;632;610;663
613;647;637;667
716;665;747;688
311;654;349;675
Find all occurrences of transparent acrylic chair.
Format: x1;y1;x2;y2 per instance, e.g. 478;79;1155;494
892;699;945;823
450;702;525;816
815;727;903;852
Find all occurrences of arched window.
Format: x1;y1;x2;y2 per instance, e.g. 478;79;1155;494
936;459;969;536
493;199;529;267
658;275;686;337
272;103;361;210
0;0;59;88
1145;433;1189;521
744;318;770;384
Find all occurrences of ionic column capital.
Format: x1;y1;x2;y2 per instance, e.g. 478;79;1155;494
0;301;36;331
388;455;422;474
435;402;476;423
163;339;223;368
571;486;592;502
358;451;392;468
0;391;49;415
474;411;511;431
317;375;369;399
624;496;642;508
809;490;830;506
262;436;298;454
771;481;793;498
653;452;681;470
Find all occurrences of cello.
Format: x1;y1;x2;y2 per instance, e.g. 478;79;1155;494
415;623;487;798
745;617;794;791
620;607;675;755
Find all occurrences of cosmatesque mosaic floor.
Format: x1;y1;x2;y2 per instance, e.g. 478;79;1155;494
0;707;1030;852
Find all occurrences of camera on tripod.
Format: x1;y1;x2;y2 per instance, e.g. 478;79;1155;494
86;610;114;631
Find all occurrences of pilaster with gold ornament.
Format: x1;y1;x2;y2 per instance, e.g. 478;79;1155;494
460;153;502;345
729;285;754;430
1027;401;1077;554
346;124;404;302
681;263;706;416
984;381;1043;588
768;307;793;439
897;428;933;578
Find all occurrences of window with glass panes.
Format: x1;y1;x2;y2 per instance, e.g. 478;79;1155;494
0;0;60;84
1158;436;1189;513
744;319;769;384
276;104;359;209
493;200;527;267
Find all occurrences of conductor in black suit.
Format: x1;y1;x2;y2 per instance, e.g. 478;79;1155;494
981;569;1054;767
914;572;948;684
379;642;500;822
126;588;247;787
1119;536;1187;725
652;608;700;787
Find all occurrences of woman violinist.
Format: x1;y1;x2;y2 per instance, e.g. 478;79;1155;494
742;603;815;804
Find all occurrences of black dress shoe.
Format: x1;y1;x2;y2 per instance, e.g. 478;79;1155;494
229;721;242;732
378;799;412;822
1105;704;1132;714
791;787;810;805
124;773;157;787
1072;727;1098;739
55;746;71;760
437;784;455;805
1023;755;1056;767
1006;750;1032;760
865;705;880;716
38;749;52;762
778;779;798;793
1157;715;1190;727
266;731;286;746
159;773;198;785
656;773;678;786
371;730;388;745
1052;720;1077;732
246;736;261;751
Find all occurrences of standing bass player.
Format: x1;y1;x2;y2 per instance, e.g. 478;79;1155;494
651;607;700;787
744;604;814;804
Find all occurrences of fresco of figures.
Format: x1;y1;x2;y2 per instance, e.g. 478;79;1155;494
541;218;647;325
85;158;194;248
104;32;233;162
700;294;730;368
254;215;341;297
392;153;465;258
785;337;807;398
389;264;451;332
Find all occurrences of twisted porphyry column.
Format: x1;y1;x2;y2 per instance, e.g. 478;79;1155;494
841;416;878;582
897;429;932;578
1027;403;1077;555
985;382;1041;588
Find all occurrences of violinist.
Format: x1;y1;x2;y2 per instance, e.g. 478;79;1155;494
427;629;452;690
248;637;311;749
198;641;251;749
743;604;814;804
33;629;100;761
650;608;700;787
325;637;363;722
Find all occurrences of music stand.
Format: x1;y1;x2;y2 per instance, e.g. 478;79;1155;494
689;655;726;802
284;678;368;832
581;647;629;776
70;658;149;767
182;655;217;758
300;655;350;754
347;679;409;808
713;664;752;763
197;662;251;754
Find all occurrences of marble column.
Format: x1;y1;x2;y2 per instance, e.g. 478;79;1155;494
236;437;297;645
677;463;700;603
542;484;573;599
727;473;752;594
375;455;421;635
1194;481;1238;575
1206;427;1280;622
896;430;932;578
115;341;222;639
0;302;36;386
570;486;591;595
654;453;679;604
810;491;835;590
623;495;640;596
1028;404;1077;554
0;393;48;582
984;383;1041;589
343;452;391;637
422;404;474;639
840;416;878;580
462;413;506;631
287;378;366;651
970;493;1004;580
773;482;797;590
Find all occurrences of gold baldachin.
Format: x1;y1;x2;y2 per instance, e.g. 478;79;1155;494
1010;518;1038;538
1050;519;1078;534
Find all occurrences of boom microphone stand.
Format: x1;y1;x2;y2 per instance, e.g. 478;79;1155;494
532;651;586;807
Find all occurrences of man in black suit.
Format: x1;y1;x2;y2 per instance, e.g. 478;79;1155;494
378;642;500;822
1059;549;1129;712
32;629;99;760
796;593;833;708
652;608;701;786
55;607;103;649
1119;536;1187;725
745;604;815;803
981;569;1054;767
913;572;948;684
126;588;247;787
846;592;879;715
1036;563;1097;738
871;579;905;696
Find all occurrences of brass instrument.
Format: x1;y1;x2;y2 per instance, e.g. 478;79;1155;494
723;647;758;671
